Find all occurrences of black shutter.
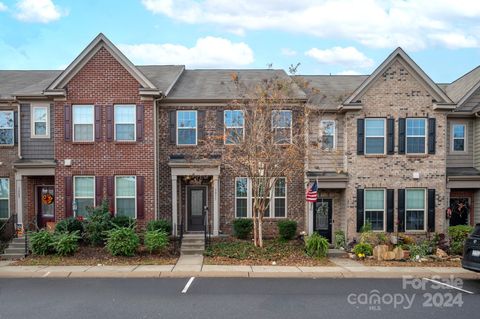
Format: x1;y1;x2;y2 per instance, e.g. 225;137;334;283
387;118;395;154
428;189;435;232
65;176;73;217
217;110;224;144
137;176;145;219
386;189;394;232
197;110;205;141
357;119;364;155
107;176;114;215
106;105;114;142
356;188;364;232
136;104;144;142
64;104;72;142
95;177;103;206
428;118;436;154
398;189;405;232
398;118;405;154
95;105;102;142
13;111;18;145
168;111;176;144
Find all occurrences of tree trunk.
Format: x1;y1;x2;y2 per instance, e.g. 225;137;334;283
252;207;258;247
258;216;263;248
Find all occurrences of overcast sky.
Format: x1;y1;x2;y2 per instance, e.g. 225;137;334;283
0;0;479;82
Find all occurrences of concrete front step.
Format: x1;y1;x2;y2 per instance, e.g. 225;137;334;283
8;243;26;249
328;248;348;258
4;248;25;254
0;253;25;260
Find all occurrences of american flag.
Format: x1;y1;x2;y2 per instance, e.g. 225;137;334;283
306;181;318;202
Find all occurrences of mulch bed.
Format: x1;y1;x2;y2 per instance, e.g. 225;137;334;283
360;258;461;267
204;237;332;266
13;242;179;266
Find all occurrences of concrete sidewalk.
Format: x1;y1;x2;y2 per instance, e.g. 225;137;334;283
1;261;478;279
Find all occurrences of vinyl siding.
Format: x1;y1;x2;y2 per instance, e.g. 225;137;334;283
475;118;480;170
446;118;474;168
475;190;480;224
461;87;480;112
20;103;54;159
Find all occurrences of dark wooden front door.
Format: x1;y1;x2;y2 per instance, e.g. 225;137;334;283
187;187;206;231
314;199;332;242
37;186;55;228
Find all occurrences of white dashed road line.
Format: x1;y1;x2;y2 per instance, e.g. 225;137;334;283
182;277;195;294
423;278;474;294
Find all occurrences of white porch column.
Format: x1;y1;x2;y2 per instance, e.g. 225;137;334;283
171;175;178;236
15;172;23;226
213;175;219;236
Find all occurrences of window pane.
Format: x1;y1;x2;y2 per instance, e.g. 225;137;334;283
274;198;286;217
275;178;286;197
74;177;94;197
116;124;135;141
34;107;47;122
274;128;291;144
253;198;269;217
0;129;13;145
365;211;384;231
74;124;93;141
365;190;384;210
236;178;248;197
225;110;244;127
178;111;196;128
115;105;135;123
116;176;136;197
178;129;196;144
225;128;243;144
73;105;94;124
407;119;425;136
365;119;384;136
407;136;425;153
35;122;47;136
0;112;14;128
76;198;94;217
116;198;136;218
322;136;334;149
454;139;465;151
453;125;465;138
365;137;384;154
236;198;247;217
0;199;8;219
406;189;425;209
406;211;424;230
0;178;9;198
272;111;292;128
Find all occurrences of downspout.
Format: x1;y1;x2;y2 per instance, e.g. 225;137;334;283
153;95;165;220
17;103;22;159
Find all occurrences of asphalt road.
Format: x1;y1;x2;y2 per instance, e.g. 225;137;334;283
0;277;479;319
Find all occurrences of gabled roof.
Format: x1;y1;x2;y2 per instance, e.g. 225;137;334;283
445;66;480;112
343;47;453;108
46;33;158;94
0;70;60;99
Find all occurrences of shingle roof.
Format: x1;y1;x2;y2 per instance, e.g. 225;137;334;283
446;66;480;104
0;70;61;98
136;65;184;95
296;75;368;110
165;69;307;100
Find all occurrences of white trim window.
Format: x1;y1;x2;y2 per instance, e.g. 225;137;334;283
405;188;426;231
73;105;94;142
73;176;95;217
0;111;14;145
234;177;286;218
224;110;244;144
31;105;49;138
0;178;9;219
406;118;427;154
365;118;385;154
115;176;137;218
364;189;385;231
115;105;136;141
320;120;335;149
272;110;292;144
452;123;466;152
177;111;197;145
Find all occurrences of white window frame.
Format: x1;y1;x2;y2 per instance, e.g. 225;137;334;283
364;188;386;232
0;178;9;219
406;118;427;154
320;119;336;150
114;104;136;141
272;110;292;145
0;111;14;146
73;176;95;217
364;118;386;155
224;110;245;145
405;188;427;232
451;123;467;153
234;177;287;219
115;175;137;219
176;110;197;146
30;104;50;138
72;105;94;142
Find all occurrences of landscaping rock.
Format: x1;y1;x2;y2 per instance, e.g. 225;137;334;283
436;248;448;258
392;247;404;260
382;251;396;261
373;245;389;261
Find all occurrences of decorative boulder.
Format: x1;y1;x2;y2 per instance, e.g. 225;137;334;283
373;245;389;261
392;247;404;260
382;251;396;261
436;248;448;258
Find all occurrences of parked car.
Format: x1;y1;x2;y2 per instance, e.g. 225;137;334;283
462;223;480;272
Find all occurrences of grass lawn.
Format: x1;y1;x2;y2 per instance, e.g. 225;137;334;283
204;237;332;266
13;242;179;266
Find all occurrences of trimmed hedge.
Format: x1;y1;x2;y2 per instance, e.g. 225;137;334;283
232;218;253;239
277;220;297;240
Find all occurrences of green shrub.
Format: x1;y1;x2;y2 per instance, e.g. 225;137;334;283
146;219;172;234
30;230;55;255
232;218;253;239
111;216;135;228
84;201;113;246
353;243;373;257
55;217;84;234
144;230;169;254
277;220;297;240
106;227;139;256
334;230;346;249
448;225;473;255
305;233;329;258
406;241;430;261
52;231;80;256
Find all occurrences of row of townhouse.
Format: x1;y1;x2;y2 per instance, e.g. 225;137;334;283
0;34;479;243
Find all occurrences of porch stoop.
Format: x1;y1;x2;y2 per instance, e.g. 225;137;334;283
180;233;205;256
1;237;27;260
